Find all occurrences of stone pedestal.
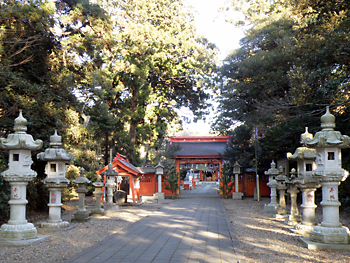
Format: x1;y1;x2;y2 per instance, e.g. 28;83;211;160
309;180;349;244
153;192;165;200
41;185;70;228
232;192;243;200
232;173;242;200
90;181;104;216
285;186;301;226
0;181;37;240
294;186;319;234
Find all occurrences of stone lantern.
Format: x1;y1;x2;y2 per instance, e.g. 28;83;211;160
102;163;118;208
90;174;105;216
287;127;320;234
71;168;90;222
153;163;165;200
284;168;301;226
303;106;350;245
37;130;74;228
232;161;243;200
0;110;43;241
264;160;279;213
275;166;288;218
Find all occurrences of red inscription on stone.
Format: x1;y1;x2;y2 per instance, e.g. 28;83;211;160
51;192;56;203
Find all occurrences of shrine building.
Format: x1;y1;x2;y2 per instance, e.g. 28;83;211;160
169;136;270;197
169;136;229;192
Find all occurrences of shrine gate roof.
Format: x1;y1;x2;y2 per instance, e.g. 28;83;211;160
169;136;229;158
96;154;142;176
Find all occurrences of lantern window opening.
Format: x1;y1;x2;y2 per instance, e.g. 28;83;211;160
50;163;57;172
13;154;19;161
306;163;313;171
328;152;335;160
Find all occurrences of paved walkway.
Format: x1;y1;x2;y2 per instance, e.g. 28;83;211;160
64;184;245;263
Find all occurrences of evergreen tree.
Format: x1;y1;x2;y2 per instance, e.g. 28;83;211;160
219;163;233;199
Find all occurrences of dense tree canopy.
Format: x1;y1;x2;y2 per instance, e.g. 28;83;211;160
0;0;217;220
215;0;350;175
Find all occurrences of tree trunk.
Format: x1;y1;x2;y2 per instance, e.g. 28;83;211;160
129;87;139;148
104;131;109;165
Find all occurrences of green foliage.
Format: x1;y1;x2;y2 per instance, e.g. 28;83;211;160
163;170;179;199
219;163;233;198
223;124;255;168
216;0;350;182
0;176;10;224
215;13;296;131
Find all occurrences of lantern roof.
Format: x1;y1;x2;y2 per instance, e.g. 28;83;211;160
102;163;119;177
37;130;74;162
304;106;350;148
233;161;241;168
264;160;279;176
73;168;90;184
287;147;316;160
0;110;43;150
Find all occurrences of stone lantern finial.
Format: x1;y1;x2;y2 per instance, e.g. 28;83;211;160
50;129;62;147
320;106;335;130
300;127;313;145
13;109;28;133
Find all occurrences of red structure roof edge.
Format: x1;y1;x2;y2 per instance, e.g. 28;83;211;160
169;136;230;144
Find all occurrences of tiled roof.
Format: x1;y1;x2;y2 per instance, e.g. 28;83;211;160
137;167;155;174
170;141;227;157
119;159;142;175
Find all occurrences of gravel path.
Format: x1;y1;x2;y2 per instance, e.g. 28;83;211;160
1;196;350;262
0;199;164;263
223;197;350;263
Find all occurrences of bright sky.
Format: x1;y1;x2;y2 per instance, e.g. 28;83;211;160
178;0;245;135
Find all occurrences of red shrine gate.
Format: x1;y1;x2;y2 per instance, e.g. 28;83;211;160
169;136;229;194
170;136;270;197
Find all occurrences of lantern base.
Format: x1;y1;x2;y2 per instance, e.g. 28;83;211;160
71;211;90;223
153;192;165;200
90;208;105;216
264;203;278;213
285;214;302;226
309;225;350;244
294;223;316;234
299;236;350;250
232;192;243;200
40;221;70;229
0;223;37;241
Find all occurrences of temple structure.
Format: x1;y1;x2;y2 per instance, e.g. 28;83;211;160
169;136;229;193
169;136;270;196
96;154;173;202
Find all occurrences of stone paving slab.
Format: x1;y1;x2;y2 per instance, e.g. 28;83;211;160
64;185;246;263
